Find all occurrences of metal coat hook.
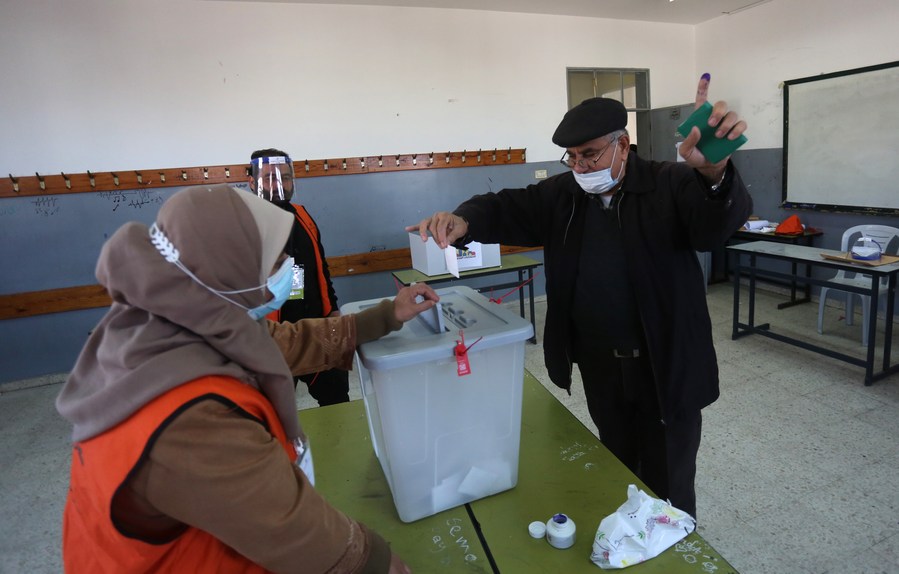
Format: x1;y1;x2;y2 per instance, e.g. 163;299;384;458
395;154;400;167
360;157;366;169
224;167;231;178
112;173;120;187
159;172;166;183
135;171;143;185
462;150;467;163
378;156;383;168
323;159;329;171
61;172;72;189
203;168;209;180
492;148;497;162
304;160;310;173
87;170;96;188
35;172;46;191
477;149;481;164
181;170;188;181
507;147;512;161
429;152;434;165
522;149;526;162
446;151;450;164
412;154;417;166
342;159;347;170
8;174;19;193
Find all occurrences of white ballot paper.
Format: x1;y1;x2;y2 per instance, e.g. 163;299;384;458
444;242;486;278
444;245;461;278
294;438;315;486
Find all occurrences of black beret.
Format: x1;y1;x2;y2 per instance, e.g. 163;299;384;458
552;97;627;147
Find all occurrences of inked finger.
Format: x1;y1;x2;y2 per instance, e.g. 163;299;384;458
694;73;710;109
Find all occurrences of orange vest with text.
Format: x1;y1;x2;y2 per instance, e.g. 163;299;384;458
62;376;295;574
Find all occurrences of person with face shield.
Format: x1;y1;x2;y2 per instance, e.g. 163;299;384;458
407;76;753;520
249;148;350;407
56;184;436;573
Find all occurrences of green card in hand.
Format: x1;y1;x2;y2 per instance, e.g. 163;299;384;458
676;101;747;164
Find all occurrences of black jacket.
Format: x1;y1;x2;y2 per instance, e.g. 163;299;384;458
454;153;752;422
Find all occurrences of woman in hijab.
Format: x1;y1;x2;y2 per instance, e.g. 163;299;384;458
57;184;436;574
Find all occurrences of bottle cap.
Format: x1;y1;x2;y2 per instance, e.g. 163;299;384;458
528;521;546;539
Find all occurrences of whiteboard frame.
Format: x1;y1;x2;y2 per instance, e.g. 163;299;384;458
782;60;899;216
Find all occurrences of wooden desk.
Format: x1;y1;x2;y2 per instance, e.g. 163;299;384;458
725;229;823;309
728;241;899;385
392;254;542;343
302;371;738;573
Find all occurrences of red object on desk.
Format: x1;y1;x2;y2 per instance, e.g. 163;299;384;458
775;214;804;235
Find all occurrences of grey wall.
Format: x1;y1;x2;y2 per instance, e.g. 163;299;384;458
7;145;895;384
732;148;899;251
0;162;560;384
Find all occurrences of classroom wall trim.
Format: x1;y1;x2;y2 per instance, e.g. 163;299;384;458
0;245;538;321
1;148;527;199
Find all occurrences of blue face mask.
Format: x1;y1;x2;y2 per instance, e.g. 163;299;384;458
149;223;294;320
245;256;294;320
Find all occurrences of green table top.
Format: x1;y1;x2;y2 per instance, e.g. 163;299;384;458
300;398;491;573
300;371;737;573
392;253;542;285
469;372;738;573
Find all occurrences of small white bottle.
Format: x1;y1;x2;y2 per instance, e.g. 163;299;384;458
545;513;576;549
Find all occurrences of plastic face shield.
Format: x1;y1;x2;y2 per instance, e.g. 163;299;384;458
251;156;295;202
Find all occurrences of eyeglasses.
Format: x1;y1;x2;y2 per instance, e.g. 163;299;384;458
559;137;618;169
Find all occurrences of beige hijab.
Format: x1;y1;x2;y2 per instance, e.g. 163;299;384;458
57;184;302;442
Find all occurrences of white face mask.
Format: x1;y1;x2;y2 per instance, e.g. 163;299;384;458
573;143;623;195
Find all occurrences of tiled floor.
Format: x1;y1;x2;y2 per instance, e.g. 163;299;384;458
2;283;898;573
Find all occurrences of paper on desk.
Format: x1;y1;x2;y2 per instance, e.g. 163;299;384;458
590;485;695;569
294;438;315;486
444;246;461;278
743;220;770;231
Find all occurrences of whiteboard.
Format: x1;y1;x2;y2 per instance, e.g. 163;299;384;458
783;61;899;214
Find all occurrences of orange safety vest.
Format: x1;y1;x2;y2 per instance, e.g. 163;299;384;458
267;205;333;322
62;376;295;574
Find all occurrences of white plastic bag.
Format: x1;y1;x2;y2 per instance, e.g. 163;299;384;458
590;484;695;569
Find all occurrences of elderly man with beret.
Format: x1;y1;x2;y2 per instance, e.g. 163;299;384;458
408;77;752;518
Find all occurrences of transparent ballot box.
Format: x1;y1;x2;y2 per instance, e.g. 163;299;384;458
341;286;534;522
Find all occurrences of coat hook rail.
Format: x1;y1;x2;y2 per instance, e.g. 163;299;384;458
0;148;527;197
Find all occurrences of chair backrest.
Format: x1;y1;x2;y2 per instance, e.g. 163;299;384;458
839;224;899;255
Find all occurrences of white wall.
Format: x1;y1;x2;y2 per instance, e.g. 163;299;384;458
0;0;695;175
695;0;899;150
4;0;896;177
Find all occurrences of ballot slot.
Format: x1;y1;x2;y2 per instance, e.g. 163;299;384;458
416;301;446;334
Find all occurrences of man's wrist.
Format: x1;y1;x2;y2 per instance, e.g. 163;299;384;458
709;169;727;191
703;163;732;195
